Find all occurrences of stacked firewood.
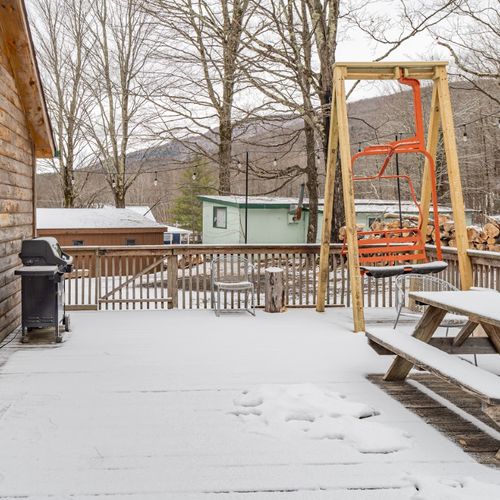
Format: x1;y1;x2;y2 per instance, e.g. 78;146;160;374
339;214;500;252
465;216;500;252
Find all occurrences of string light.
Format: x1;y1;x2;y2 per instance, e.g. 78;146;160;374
153;171;158;186
71;173;75;185
192;169;197;181
50;113;499;185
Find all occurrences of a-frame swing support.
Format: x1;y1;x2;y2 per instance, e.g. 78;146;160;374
316;62;473;332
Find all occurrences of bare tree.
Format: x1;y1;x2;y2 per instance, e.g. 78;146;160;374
433;0;499;105
144;0;257;195
242;0;329;242
30;0;91;207
83;0;156;207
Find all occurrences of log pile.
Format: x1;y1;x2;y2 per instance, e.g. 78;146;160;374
339;214;500;252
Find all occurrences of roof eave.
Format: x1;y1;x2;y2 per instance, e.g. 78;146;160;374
0;1;55;158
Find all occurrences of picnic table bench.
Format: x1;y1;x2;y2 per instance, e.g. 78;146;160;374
367;290;500;458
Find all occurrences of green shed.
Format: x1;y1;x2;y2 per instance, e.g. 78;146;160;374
198;196;475;244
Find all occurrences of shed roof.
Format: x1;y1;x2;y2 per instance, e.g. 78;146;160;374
122;205;157;222
198;195;308;209
0;1;55;157
198;195;469;214
37;208;167;230
337;199;455;214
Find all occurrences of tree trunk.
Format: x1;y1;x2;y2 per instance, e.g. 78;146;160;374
114;185;126;208
315;0;340;241
304;123;318;243
114;195;126;208
322;91;344;243
264;267;286;313
331;156;345;242
63;182;75;208
435;131;448;202
218;119;232;195
62;161;75;208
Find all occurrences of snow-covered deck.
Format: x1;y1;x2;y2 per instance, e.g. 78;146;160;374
1;308;500;498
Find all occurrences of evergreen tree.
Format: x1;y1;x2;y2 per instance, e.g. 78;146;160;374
170;159;215;233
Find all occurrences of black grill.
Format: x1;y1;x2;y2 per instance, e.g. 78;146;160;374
15;237;74;343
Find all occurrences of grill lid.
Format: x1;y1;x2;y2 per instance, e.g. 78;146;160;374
19;237;73;272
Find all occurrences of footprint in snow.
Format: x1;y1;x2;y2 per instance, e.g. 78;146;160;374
231;383;412;454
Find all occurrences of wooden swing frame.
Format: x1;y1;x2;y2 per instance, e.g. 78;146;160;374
316;62;473;332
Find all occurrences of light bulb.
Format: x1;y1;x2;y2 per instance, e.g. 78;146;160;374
273;158;277;168
154;171;158;186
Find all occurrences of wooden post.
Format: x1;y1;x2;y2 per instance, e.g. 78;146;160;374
317;88;339;312
419;82;441;246
265;267;286;313
435;67;473;290
479;323;500;354
167;255;178;309
95;249;101;310
384;305;447;381
335;66;365;332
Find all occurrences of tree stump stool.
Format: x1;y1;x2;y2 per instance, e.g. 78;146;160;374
265;267;286;313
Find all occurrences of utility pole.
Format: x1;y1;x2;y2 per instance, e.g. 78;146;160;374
245;151;249;243
395;134;403;229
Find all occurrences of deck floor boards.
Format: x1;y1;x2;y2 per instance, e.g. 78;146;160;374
369;373;500;467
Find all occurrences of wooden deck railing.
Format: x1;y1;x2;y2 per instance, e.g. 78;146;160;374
62;244;500;311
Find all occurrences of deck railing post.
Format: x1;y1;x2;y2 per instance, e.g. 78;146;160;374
167;254;178;309
95;249;101;310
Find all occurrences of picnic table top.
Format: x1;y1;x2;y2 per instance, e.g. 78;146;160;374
409;290;500;328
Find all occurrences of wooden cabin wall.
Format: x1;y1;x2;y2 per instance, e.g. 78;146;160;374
0;38;35;341
37;230;166;247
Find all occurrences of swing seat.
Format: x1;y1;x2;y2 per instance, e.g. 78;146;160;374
343;227;448;279
360;260;448;279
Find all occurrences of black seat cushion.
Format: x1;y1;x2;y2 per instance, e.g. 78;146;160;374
360;261;448;279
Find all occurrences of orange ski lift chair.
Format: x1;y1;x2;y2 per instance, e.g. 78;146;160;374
345;72;447;279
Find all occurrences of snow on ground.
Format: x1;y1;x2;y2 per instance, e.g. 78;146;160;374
231;384;412;454
0;308;500;499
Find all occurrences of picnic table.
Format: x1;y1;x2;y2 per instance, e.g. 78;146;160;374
366;289;500;458
385;290;500;380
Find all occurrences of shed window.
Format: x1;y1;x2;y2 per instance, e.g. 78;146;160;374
73;240;84;246
126;239;136;246
213;207;227;229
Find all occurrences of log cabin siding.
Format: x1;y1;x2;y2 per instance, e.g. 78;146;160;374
0;36;34;341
